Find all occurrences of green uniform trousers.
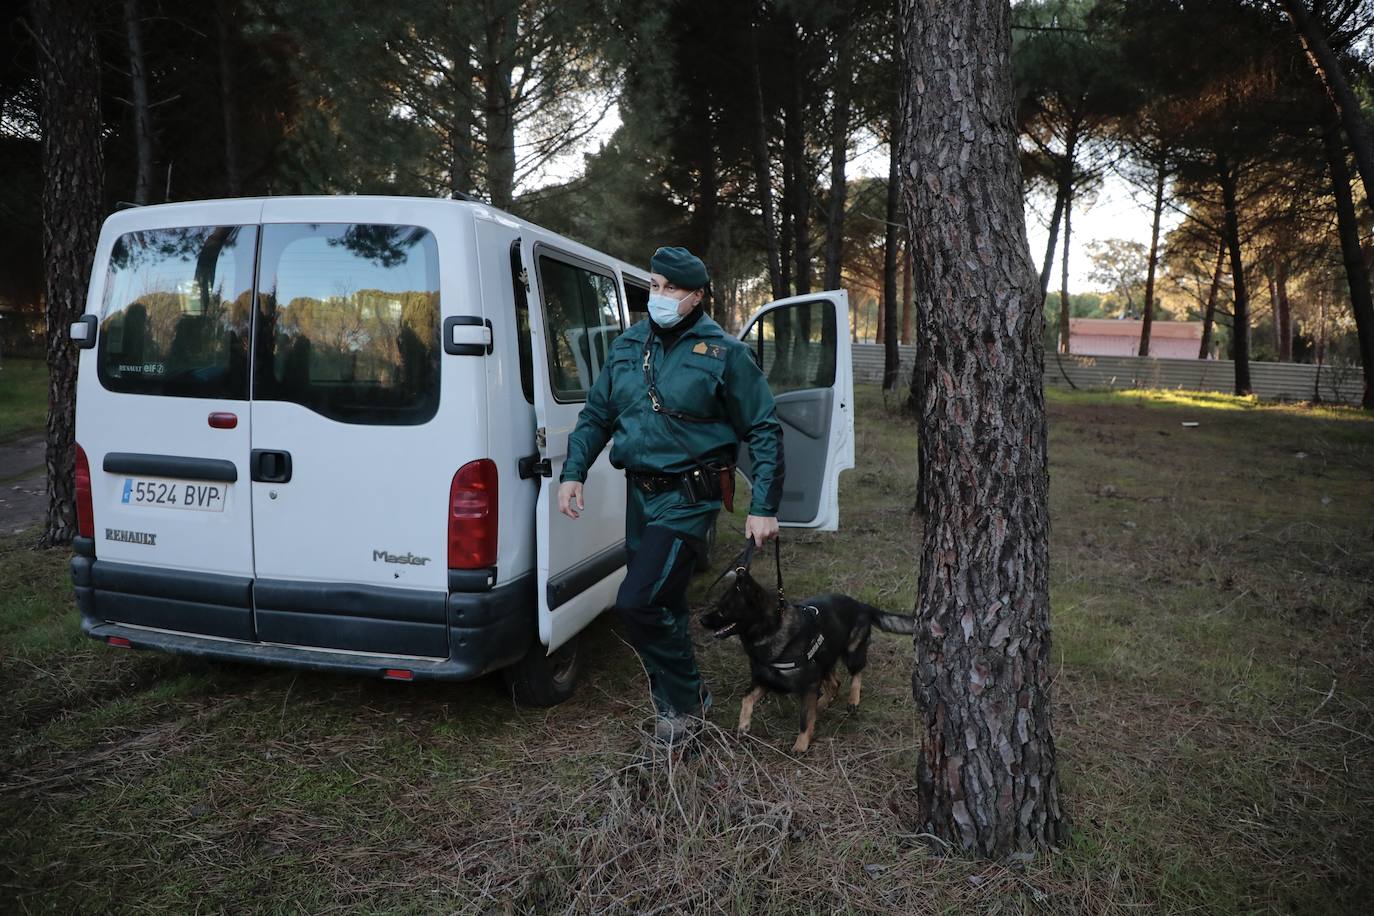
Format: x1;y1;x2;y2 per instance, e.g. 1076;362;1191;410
615;485;720;716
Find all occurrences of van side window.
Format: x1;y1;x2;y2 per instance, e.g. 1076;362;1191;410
740;299;837;395
511;243;533;404
535;254;622;402
254;224;441;426
96;226;257;399
624;280;649;324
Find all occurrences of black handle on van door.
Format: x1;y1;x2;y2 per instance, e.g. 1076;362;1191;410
250;449;293;483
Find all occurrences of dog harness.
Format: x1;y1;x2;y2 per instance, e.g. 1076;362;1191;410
767;605;825;671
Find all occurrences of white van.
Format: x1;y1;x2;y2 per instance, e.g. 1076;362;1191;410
68;196;854;705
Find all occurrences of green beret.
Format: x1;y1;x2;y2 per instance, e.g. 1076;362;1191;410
650;246;709;289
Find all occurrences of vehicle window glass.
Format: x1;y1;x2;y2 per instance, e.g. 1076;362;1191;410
255;224;440;425
625;280;649;324
741;299;836;394
536;254;622;401
97;226;257;399
512;243;533;404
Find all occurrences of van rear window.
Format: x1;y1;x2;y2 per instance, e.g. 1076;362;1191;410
97;226;257;399
254;224;441;425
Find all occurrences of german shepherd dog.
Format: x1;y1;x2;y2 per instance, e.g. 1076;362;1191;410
699;560;916;754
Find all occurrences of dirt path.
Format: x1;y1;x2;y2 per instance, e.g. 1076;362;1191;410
0;435;46;535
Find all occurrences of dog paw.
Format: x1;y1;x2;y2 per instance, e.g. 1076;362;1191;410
846;703;858;714
790;739;811;755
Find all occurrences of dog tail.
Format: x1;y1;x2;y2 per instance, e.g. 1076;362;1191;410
861;603;918;635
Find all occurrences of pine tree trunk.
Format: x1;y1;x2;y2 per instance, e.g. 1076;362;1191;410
1275;259;1292;362
1059;182;1073;353
33;0;105;547
1199;239;1224;359
1138;161;1166;356
1039;169;1067;299
901;232;914;344
1280;0;1374;218
481;1;517;209
1217;155;1251;395
785;27;811;296
882;124;901;390
901;0;1064;856
823;22;852;291
749;14;785;301
215;0;242;196
1322;116;1374;408
123;0;154;204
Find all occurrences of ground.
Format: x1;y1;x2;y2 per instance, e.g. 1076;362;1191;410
2;373;1372;914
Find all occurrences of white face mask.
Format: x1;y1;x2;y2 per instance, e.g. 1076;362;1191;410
648;290;692;328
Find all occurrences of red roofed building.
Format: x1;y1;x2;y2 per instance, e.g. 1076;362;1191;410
1068;318;1205;358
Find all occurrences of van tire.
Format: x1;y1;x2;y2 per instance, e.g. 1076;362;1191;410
502;636;580;707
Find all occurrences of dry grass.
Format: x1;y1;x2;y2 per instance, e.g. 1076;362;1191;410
2;385;1372;914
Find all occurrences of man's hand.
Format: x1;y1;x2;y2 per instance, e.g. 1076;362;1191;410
558;481;584;519
745;514;778;547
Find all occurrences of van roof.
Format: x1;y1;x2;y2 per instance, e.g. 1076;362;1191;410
100;195;652;282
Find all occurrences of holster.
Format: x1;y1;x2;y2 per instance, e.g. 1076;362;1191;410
680;463;734;511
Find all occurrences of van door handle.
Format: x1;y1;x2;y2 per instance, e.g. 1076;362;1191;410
250;449;293;483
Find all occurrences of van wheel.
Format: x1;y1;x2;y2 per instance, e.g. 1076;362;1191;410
502;635;580;707
694;525;716;573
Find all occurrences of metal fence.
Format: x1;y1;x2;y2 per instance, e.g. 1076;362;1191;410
851;343;1365;405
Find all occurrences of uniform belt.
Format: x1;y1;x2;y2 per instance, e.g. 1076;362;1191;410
627;465;732;506
626;469;684;493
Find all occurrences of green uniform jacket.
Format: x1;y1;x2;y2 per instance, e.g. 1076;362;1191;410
559;313;784;517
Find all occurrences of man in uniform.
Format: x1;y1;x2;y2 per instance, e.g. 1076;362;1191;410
557;246;783;747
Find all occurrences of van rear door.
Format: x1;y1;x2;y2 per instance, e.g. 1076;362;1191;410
80;209;261;640
522;239;629;653
737;290;855;530
247;202;467;658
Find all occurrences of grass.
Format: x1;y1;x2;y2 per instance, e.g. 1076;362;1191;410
0;357;46;443
2;384;1372;914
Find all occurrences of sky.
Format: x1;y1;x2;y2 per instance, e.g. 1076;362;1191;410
520;107;1176;294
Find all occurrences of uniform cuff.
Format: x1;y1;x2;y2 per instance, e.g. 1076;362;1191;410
559;469;586;484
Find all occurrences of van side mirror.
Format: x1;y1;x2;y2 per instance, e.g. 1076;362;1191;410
71;314;98;349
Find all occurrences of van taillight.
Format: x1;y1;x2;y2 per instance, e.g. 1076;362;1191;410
75;443;94;539
449;459;497;569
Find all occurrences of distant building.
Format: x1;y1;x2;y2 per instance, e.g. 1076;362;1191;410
1068;318;1204;359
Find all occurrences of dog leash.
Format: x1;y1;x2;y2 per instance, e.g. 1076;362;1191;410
710;535;787;613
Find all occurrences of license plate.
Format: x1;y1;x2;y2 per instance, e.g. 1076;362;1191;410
121;477;227;512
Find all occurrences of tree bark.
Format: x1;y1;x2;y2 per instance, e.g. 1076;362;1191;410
1058;180;1073;353
1198;239;1224;359
215;0;242;196
823;21;852;291
122;0;154;204
901;0;1064;856
749;14;785;301
33;0;105;546
1279;0;1374;218
1138;161;1166;356
1217;154;1251;395
1322;116;1374;408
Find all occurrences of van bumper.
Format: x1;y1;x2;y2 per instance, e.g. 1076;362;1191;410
71;540;535;682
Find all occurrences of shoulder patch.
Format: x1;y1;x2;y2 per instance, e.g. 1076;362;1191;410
693;343;726;360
